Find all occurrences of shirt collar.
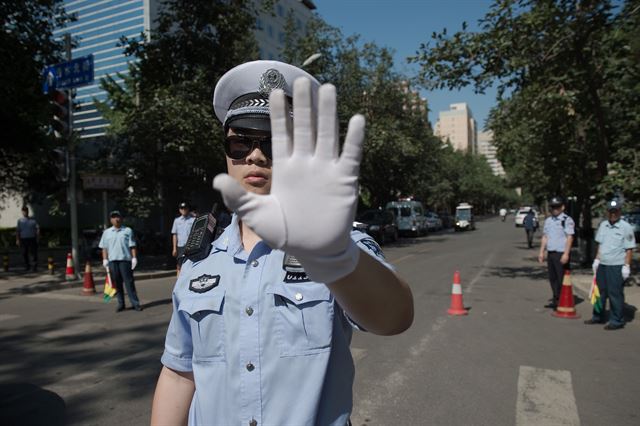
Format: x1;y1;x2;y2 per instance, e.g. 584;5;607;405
606;220;620;228
212;213;272;261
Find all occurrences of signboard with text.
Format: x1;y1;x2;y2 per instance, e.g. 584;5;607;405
42;55;94;93
82;174;126;190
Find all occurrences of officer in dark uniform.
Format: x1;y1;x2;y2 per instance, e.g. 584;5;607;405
538;196;575;309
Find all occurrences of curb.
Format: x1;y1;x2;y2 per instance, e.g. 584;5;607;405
4;270;176;295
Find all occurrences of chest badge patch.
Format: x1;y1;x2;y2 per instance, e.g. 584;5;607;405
189;274;220;293
283;254;310;283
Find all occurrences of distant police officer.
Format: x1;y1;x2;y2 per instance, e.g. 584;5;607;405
150;60;414;426
585;199;636;330
99;210;142;312
171;202;195;272
538;196;575;309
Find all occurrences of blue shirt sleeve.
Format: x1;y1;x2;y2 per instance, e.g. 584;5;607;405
98;229;107;249
161;265;194;372
623;223;636;250
171;217;178;235
595;221;604;244
564;216;575;235
127;228;136;248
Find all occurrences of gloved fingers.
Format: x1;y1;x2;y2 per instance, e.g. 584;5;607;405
292;77;316;157
339;114;365;173
315;84;339;160
269;88;292;160
213;174;251;212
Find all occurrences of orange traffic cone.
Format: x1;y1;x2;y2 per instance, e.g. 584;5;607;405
81;261;96;295
447;271;468;315
552;270;580;319
65;253;75;281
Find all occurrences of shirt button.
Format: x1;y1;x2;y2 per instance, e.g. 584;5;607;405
251;260;259;267
245;306;254;316
249;420;257;426
246;363;255;372
295;292;303;301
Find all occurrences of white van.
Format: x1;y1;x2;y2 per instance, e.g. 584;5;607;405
386;200;427;236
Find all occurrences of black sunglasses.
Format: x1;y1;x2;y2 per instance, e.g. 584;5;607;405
224;134;272;160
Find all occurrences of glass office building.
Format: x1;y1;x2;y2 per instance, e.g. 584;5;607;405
53;0;157;140
53;0;315;141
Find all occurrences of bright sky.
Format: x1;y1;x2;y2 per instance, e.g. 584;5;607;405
316;0;496;131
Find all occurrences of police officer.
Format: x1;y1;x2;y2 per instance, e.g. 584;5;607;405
538;196;575;309
171;202;195;272
585;199;636;330
99;210;142;312
150;60;414;426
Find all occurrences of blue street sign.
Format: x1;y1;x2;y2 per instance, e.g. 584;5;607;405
42;55;94;93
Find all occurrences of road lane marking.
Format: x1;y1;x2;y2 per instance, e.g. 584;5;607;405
389;254;415;264
0;314;19;322
352;248;497;424
516;366;580;426
27;292;105;303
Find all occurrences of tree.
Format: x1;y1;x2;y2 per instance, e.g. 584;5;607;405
98;0;259;235
0;0;72;203
411;0;638;261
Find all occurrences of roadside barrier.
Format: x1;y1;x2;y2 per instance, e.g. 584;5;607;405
552;270;580;319
65;253;75;281
447;270;468;316
81;261;96;295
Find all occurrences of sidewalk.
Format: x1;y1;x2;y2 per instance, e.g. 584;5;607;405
0;257;176;296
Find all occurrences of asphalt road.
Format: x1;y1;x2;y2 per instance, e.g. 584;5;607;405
0;217;638;425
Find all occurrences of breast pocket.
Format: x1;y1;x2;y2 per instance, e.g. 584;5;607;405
179;290;226;362
266;282;334;357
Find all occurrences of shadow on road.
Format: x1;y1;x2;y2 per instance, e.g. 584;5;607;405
485;265;548;281
0;383;66;426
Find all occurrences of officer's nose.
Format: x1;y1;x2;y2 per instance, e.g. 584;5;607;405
245;146;268;165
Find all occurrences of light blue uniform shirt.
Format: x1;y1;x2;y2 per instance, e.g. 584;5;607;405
172;215;195;247
595;219;636;265
17;217;38;239
543;212;575;252
98;226;136;261
161;214;392;426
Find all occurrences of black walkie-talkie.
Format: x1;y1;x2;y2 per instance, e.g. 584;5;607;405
181;203;218;264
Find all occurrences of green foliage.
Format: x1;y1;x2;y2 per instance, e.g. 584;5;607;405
97;0;259;228
0;0;72;203
283;16;515;212
410;0;640;221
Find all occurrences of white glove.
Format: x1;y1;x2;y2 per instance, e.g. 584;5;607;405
131;257;138;270
102;259;109;269
622;264;630;280
592;259;600;274
213;78;364;283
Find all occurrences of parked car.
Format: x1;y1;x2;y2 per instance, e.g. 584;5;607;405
386;200;428;236
424;212;443;231
514;206;538;227
354;209;399;244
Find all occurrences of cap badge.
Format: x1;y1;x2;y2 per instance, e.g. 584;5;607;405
258;69;286;97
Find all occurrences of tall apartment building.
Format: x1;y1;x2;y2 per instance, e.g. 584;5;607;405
54;0;316;140
434;103;477;153
477;130;505;177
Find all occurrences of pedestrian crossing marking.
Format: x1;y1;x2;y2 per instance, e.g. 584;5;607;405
26;292;105;303
516;366;580;426
0;314;19;322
